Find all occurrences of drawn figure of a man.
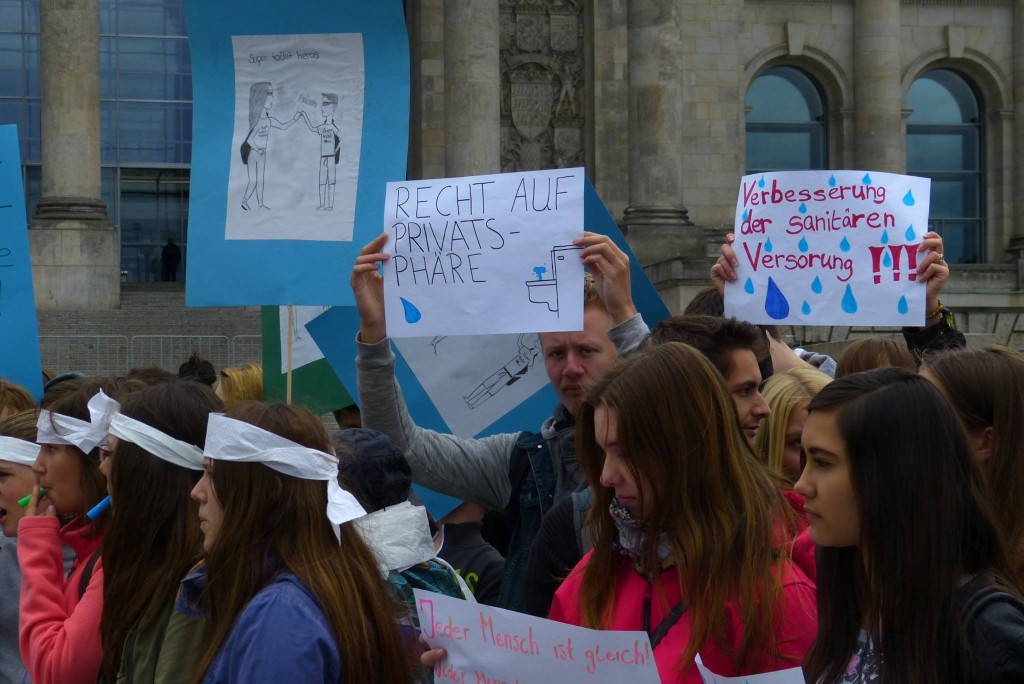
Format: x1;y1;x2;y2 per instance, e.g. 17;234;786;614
240;82;302;211
300;93;341;211
463;334;541;410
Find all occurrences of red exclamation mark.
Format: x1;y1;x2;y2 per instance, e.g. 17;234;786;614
887;245;904;282
904;243;921;281
869;246;885;284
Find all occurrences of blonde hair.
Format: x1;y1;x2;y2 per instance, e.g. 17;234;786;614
217;364;264;407
752;368;832;484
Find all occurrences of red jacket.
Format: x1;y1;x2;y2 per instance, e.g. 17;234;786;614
783;490;817;583
549;551;817;683
18;515;104;684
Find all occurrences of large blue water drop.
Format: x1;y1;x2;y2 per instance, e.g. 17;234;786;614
841;284;858;314
742;209;749;222
828;174;837;188
798;202;808;214
905;224;916;241
758;176;766;188
744;277;755;294
400;297;422;324
897;295;909;315
811;276;823;294
883;250;892;268
765;277;791;320
839;237;851;252
902;190;915;206
798;236;809;253
801;300;812;316
862;173;872;185
881;229;889;244
764;237;774;253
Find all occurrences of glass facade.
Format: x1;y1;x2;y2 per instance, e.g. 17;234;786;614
745;66;828;174
906;69;984;264
0;0;192;282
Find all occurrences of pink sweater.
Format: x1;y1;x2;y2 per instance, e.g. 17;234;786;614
18;516;104;684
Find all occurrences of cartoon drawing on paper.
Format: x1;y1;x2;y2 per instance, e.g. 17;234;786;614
429;336;447;356
297;93;341;211
463;334;541;410
240;82;303;211
525;245;580;315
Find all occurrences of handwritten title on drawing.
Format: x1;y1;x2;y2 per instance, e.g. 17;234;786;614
724;170;931;326
382;168;585;338
414;590;661;684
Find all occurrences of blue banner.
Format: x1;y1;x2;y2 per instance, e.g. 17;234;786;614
184;0;410;306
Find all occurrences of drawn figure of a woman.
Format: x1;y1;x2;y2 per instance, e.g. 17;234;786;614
240;82;300;211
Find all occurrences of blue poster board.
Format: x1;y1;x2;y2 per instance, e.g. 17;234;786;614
184;0;409;306
0;125;43;400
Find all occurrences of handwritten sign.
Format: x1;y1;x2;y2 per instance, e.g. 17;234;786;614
184;0;409;306
695;654;805;684
724;170;931;326
414;590;660;684
0;125;43;400
382;168;585;338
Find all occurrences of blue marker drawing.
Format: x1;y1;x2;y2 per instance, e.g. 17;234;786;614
883;250;893;268
798;202;807;214
828;174;837;188
839;237;851;252
744;277;755;294
758;176;766;188
798;236;809;253
765;277;790;320
902;190;915;206
881;229;889;244
811;276;823;294
801;300;811;316
862;173;872;185
897;295;909;315
764;237;774;253
905;224;916;240
841;284;858;314
742;209;749;221
400;297;422;324
532;266;546;280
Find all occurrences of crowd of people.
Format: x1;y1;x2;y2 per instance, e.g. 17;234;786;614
0;229;1022;683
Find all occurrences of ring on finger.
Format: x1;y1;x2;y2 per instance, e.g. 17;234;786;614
937;253;945;263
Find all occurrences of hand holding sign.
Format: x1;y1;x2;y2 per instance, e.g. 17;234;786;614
351;232;390;344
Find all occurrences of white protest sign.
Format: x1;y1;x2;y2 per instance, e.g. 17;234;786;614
724;170;931;326
695;654;805;683
382;168;585;338
278;306;330;373
414;589;660;684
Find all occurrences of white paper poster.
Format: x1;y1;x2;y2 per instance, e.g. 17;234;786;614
695;654;805;683
226;33;364;241
382;168;585;338
724;170;931;326
278;306;331;373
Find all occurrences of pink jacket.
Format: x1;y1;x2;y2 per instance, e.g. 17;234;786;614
549;551;817;683
18;516;104;684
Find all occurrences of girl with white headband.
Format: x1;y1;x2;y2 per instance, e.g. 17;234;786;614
190;402;413;683
20;378;128;684
97;380;222;684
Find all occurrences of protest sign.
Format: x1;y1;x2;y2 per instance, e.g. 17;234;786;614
724;170;931;326
414;589;661;684
184;0;408;306
0;125;43;400
695;654;805;683
382;168;585;338
305;180;670;518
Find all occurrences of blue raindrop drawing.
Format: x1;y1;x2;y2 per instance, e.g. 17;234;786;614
862;173;872;185
742;209;749;221
841;284;858;314
758;176;766;188
902;190;915;206
839;236;851;252
798;202;808;214
744;277;755;294
897;295;909;315
765;277;790;320
764;237;774;253
400;297;422;324
905;224;916;240
798;236;809;253
883;250;892;268
532;266;546;280
881;229;889;244
801;300;812;316
828;174;837;188
811;276;823;294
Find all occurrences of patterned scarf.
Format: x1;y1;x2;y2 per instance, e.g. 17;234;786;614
609;496;674;573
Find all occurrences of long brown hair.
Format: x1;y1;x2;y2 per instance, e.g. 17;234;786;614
193;402;412;683
922;345;1024;576
575;342;798;671
99;380;222;680
802;368;1017;684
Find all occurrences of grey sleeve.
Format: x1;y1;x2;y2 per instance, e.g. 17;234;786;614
355;337;520;511
608;312;650;355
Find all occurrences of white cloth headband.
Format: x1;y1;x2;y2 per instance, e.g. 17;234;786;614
109;413;204;471
36;390;120;452
204;414;365;526
0;436;39;466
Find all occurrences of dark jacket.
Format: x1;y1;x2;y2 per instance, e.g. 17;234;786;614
961;573;1024;683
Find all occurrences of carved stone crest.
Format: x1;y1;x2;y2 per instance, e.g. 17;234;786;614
515;2;548;53
549;11;577;52
510;70;554;140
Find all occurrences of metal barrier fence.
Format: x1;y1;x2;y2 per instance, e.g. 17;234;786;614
39;335;263;377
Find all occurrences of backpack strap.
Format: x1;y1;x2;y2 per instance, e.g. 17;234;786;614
77;548;102;600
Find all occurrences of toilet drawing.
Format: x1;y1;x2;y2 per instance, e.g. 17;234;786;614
525;245;578;314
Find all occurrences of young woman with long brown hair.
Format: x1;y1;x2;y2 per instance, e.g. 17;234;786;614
189;402;412;683
548;342;817;682
98;379;223;683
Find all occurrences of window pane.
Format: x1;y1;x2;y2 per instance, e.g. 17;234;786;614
746;66;823;122
119;168;189;282
0;0;21;33
24;33;38;97
745;67;827;173
907;130;979;172
101;166;117;221
118;101;191;163
101;100;117;162
907;69;980;124
0;34;23;96
117;37;191;101
99;0;115;34
118;0;187;37
100;36;116;99
22;96;40;161
746;130;816;170
24;164;40;221
22;0;37;33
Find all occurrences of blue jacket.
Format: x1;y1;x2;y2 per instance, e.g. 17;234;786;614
179;567;341;684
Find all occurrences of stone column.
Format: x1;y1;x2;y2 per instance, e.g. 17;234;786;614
853;0;904;172
1009;1;1024;282
621;0;693;267
444;0;500;175
30;0;119;310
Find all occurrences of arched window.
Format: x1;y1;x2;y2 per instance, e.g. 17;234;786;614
906;69;984;264
746;66;827;174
